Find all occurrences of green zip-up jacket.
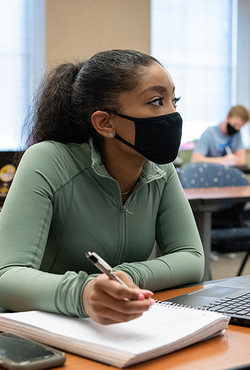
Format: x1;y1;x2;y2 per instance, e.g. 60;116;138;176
0;140;204;316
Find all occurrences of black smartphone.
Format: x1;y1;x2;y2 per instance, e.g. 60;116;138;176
0;333;66;370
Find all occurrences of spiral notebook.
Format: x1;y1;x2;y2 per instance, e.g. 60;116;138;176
0;303;230;368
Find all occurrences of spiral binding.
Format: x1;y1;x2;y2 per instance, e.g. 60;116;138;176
154;300;213;312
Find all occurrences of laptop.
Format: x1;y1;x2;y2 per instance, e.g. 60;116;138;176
165;275;250;326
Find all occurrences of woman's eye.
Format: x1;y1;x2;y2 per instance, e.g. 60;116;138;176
149;97;164;106
173;96;181;108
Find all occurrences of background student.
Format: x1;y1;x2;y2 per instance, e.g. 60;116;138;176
191;105;249;166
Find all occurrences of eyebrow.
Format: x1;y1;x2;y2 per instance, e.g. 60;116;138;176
139;85;175;95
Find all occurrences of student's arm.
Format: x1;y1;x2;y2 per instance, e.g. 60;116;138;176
191;151;238;166
191;128;237;165
0;143;88;317
235;149;246;165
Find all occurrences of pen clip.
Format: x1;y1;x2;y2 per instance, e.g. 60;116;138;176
85;251;127;287
86;251;112;272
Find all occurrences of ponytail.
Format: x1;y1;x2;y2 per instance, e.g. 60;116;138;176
25;61;93;147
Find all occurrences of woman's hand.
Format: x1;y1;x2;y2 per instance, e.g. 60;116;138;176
83;271;154;325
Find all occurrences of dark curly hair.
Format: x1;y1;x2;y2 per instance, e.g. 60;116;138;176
21;49;161;152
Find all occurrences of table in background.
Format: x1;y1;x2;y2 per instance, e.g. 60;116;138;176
52;285;250;370
235;164;250;174
185;186;250;280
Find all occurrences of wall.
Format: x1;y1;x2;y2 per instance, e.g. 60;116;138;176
236;0;250;148
45;0;250;149
45;0;151;67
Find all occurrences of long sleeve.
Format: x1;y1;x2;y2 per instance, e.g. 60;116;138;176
0;143;93;316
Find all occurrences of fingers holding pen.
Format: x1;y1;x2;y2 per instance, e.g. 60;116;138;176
85;251;154;302
94;272;154;304
91;287;153;324
83;273;154;325
84;253;154;324
107;279;154;309
111;270;154;300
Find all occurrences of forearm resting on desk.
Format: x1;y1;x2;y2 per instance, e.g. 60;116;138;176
114;250;205;292
191;152;245;166
0;266;90;317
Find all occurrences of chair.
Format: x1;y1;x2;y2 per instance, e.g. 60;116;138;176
178;162;250;276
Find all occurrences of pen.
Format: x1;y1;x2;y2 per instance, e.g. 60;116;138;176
225;146;232;155
85;251;128;287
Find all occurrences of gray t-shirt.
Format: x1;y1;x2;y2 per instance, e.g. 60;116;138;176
193;124;244;157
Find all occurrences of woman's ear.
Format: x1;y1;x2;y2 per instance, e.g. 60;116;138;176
91;111;115;138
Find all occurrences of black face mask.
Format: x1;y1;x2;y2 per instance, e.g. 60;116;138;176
114;112;183;164
227;123;239;136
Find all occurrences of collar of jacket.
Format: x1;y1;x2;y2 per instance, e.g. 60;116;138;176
87;138;167;184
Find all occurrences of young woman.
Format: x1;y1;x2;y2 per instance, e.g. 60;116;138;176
0;49;204;325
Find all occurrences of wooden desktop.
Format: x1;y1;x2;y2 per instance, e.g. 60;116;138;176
52;284;250;370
